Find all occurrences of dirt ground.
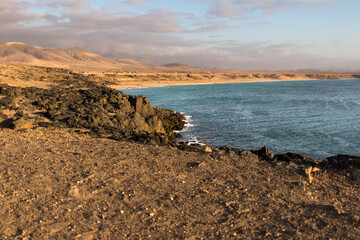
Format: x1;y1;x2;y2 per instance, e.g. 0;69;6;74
0;127;359;239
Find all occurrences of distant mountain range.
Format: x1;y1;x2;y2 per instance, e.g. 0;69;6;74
0;42;198;72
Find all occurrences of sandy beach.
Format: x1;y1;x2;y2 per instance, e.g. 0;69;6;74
99;72;359;89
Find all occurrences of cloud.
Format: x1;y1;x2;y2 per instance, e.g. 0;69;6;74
0;1;43;27
124;0;149;7
0;0;357;71
208;1;248;17
205;0;342;17
57;10;184;33
36;0;89;9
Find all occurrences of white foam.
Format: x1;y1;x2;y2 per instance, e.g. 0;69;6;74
118;85;166;90
186;136;205;146
181;115;194;130
185;115;193;121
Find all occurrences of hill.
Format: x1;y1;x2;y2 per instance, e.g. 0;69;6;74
0;42;199;72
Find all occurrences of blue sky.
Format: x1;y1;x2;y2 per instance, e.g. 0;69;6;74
1;0;359;70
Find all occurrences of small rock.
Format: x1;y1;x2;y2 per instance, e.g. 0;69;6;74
11;118;34;130
68;185;80;198
204;146;212;153
252;146;274;159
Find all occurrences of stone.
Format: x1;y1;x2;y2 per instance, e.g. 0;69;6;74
146;115;165;134
252;146;274;159
10;118;34;130
128;95;155;117
204;146;212;153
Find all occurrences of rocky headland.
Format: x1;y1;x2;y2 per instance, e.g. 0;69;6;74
0;64;359;239
0;69;185;145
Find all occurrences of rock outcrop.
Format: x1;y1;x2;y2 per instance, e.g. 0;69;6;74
0;81;185;145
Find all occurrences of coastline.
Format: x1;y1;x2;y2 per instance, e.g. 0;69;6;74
107;75;358;89
113;77;358;89
121;78;360;158
1;64;360;239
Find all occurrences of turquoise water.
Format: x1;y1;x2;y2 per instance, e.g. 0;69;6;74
121;79;360;158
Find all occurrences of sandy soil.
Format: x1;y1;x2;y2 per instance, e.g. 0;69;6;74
1;63;358;89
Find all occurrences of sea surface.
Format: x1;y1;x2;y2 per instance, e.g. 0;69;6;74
121;79;360;158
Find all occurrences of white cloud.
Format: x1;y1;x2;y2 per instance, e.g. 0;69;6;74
208;1;248;17
205;0;342;17
36;0;89;9
124;0;149;7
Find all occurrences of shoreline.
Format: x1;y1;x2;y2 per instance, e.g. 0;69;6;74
120;78;360;159
1;63;360;239
108;76;358;89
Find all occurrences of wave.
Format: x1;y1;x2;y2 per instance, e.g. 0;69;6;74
118;85;166;90
184;114;194;128
186;136;206;146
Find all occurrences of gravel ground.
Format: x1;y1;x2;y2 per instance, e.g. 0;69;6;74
0;127;359;239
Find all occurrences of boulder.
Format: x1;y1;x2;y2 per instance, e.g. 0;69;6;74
128;95;154;117
252;146;274;160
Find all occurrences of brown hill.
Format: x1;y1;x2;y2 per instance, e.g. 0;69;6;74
0;42;199;72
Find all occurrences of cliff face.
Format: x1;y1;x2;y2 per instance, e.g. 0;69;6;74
0;77;185;144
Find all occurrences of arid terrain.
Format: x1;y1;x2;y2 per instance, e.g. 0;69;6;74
1;42;359;89
0;63;359;239
0;42;199;72
98;71;359;88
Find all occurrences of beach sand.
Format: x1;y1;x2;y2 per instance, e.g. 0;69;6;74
102;72;358;88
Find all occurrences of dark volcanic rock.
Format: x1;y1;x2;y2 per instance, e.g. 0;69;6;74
32;86;184;143
128;95;154;117
0;81;186;144
154;107;186;139
252;146;274;160
0;84;21;97
326;155;360;169
273;152;320;166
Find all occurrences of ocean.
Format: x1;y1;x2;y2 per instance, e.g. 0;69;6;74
121;79;360;158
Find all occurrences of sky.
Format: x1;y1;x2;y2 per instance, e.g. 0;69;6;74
1;0;360;71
